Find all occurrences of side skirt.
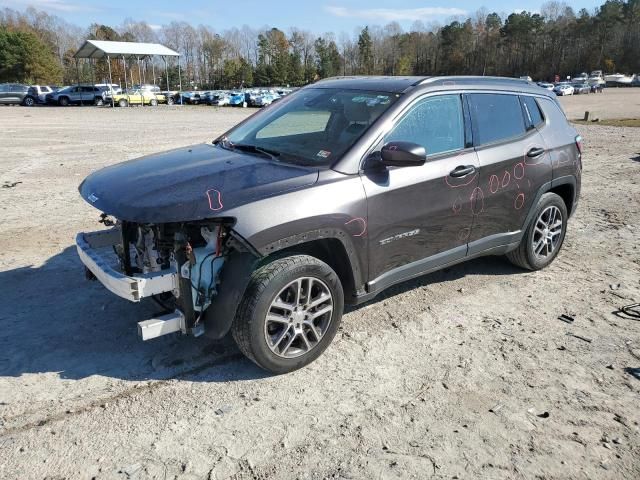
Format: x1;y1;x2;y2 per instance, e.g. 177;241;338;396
353;232;522;305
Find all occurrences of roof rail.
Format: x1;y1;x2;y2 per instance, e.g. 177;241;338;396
418;76;532;86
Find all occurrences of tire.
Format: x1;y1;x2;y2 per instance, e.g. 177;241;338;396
22;96;35;107
149;98;158;106
94;97;104;106
506;192;568;270
167;97;174;105
118;99;128;108
231;254;344;374
58;97;69;106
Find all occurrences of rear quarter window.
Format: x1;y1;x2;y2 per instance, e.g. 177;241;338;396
521;96;544;128
468;93;526;145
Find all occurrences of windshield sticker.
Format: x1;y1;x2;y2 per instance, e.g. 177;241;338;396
317;150;331;158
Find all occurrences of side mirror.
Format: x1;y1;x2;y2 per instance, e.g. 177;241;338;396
380;141;427;167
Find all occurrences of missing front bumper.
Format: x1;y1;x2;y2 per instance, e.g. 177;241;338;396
75;228;178;302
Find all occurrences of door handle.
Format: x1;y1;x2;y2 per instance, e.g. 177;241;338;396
527;147;545;158
449;165;476;178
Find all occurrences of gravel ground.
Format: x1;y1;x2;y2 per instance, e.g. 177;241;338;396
558;88;640;120
0;94;639;480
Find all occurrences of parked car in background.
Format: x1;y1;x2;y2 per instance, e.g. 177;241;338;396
553;83;574;96
180;91;203;104
22;85;54;106
537;82;554;91
0;84;29;105
46;85;105;106
109;88;166;107
76;76;582;373
228;91;247;106
571;82;591;94
206;92;230;106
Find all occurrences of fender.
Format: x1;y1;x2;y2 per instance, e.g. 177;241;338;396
522;175;577;230
203;224;366;339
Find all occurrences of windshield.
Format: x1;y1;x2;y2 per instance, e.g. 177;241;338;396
220;87;398;166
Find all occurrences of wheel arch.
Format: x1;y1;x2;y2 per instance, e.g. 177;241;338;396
522;175;577;230
203;230;362;340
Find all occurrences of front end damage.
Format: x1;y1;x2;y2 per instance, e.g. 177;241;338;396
76;216;254;340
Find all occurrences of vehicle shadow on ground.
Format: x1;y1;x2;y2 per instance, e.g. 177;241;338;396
0;246;267;383
0;246;524;383
631;153;640;162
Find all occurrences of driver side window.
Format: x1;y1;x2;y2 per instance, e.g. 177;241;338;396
385;94;464;157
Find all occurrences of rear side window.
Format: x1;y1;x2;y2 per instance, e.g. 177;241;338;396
468;93;526;145
385;94;465;157
521;96;544;128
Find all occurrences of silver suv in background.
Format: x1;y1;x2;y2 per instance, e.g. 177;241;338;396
46;85;107;106
0;84;29;105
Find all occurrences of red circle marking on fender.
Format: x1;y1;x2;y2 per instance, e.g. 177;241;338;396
206;189;223;211
470;187;485;215
344;217;367;237
514;192;525;210
513;162;525;180
501;170;511;188
489;174;500;194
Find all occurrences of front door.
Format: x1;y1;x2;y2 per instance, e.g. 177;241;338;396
362;93;479;283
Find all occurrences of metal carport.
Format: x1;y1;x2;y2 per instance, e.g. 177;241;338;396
74;40;182;107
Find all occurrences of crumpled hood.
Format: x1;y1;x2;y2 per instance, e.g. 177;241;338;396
79;143;319;223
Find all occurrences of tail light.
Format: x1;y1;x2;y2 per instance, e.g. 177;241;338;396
575;135;583;155
575;135;583;170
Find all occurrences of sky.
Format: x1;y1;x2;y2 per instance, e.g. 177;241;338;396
2;0;606;33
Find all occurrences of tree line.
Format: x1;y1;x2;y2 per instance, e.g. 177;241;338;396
1;1;638;89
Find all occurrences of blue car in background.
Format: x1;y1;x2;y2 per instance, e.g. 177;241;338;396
228;91;247;107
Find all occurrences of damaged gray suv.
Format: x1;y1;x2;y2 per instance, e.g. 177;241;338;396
77;76;582;373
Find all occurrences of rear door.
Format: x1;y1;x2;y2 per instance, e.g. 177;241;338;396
466;93;551;252
363;93;480;282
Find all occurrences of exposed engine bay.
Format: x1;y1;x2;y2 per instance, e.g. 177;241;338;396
79;214;245;340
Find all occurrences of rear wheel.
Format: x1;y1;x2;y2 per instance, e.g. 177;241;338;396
94;96;104;106
167;96;174;105
118;98;128;107
506;192;568;270
149;98;158;106
231;255;344;374
22;96;35;106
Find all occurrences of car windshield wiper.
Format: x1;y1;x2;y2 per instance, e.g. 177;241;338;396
231;143;282;160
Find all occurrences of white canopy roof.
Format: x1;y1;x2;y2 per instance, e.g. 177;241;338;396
74;40;180;59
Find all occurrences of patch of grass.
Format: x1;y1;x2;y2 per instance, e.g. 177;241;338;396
573;118;640;127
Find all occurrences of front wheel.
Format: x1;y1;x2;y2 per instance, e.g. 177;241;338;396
58;97;69;106
231;255;344;374
149;98;158;106
118;98;128;107
506;192;568;270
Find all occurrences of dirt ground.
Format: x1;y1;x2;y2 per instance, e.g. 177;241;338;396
558;88;640;120
0;91;639;480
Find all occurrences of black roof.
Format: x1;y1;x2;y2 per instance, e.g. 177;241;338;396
311;75;554;98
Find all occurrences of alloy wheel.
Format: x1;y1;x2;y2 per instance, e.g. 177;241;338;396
264;277;334;359
532;205;563;259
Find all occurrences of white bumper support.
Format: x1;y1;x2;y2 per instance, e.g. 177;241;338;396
76;228;178;302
